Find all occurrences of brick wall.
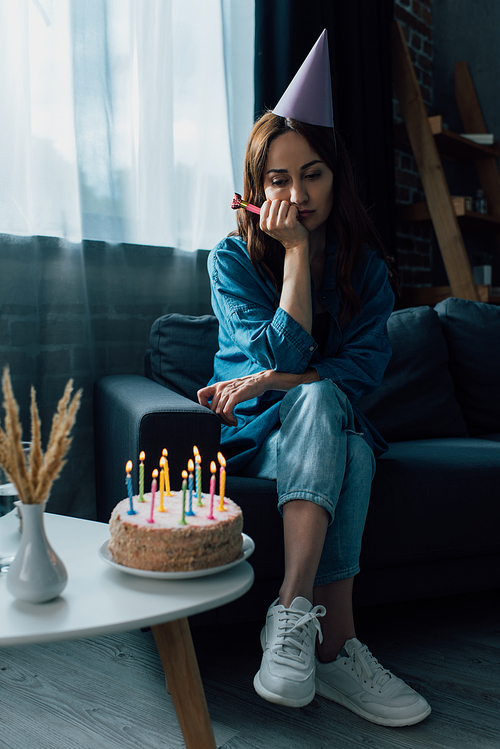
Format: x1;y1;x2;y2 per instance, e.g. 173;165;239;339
393;0;434;288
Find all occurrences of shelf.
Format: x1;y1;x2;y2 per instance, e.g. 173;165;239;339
395;115;500;161
429;116;500;161
397;201;500;231
392;23;493;303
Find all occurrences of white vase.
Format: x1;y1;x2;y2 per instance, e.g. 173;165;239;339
6;501;67;603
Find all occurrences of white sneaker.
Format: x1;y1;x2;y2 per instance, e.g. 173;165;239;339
253;596;326;707
315;638;431;726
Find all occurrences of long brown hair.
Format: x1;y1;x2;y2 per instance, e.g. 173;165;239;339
232;112;398;326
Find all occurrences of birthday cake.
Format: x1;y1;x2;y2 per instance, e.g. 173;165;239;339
108;492;243;572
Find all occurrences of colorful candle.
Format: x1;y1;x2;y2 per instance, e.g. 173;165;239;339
163;448;173;496
195;452;203;506
217;452;226;512
148;469;158;523
207;461;216;520
139;451;145;502
179;470;188;525
158;456;166;512
125;460;137;515
186;459;195;516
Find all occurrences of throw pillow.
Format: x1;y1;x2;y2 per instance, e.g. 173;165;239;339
435;297;500;435
149;314;219;402
357;306;468;442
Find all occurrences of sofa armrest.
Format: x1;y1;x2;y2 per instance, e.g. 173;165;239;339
94;374;221;522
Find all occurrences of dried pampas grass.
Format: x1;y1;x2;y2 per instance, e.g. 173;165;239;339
0;367;82;504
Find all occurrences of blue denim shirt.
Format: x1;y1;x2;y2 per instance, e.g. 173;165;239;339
207;233;394;472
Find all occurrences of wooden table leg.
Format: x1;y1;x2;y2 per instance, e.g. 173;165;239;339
152;618;217;749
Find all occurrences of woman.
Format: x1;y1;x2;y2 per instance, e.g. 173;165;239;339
198;112;431;727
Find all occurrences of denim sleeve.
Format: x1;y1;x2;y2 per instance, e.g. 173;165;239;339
210;243;317;373
313;253;394;404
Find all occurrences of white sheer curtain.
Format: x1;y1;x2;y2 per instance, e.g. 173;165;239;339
0;0;254;251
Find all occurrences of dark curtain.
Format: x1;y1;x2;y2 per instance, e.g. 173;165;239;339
0;233;212;520
254;0;396;257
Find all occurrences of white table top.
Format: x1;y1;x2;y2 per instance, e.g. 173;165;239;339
0;482;17;496
0;512;254;647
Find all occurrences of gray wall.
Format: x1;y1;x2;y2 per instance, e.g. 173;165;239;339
434;0;500;136
433;0;500;283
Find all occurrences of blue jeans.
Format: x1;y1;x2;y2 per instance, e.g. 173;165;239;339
240;380;375;586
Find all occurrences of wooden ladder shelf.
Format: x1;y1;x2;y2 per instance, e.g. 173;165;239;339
392;21;500;305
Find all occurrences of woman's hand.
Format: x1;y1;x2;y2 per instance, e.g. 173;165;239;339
260;199;309;251
197;370;275;426
197;369;320;426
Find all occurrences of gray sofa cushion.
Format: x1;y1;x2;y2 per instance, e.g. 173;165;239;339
435;297;500;436
357;306;468;442
150;307;469;444
149;314;218;401
361;436;500;567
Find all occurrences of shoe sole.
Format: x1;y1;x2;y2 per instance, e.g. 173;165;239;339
315;680;432;727
254;671;315;708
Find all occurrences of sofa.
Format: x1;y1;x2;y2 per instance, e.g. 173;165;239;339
94;297;500;623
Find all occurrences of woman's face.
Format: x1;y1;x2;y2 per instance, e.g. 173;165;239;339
262;130;334;234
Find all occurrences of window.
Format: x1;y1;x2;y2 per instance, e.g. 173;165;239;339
0;0;255;251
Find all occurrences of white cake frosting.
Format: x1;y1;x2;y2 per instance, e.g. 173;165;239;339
108;491;243;572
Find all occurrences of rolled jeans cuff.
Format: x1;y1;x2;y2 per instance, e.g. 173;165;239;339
314;564;361;586
277;491;334;524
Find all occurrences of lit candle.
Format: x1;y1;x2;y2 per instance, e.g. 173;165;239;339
125;460;137;515
195;452;203;506
158;456;166;512
148;469;158;523
179;470;188;525
186;459;195;516
207;461;216;520
163;448;173;496
217;452;226;512
139;451;145;502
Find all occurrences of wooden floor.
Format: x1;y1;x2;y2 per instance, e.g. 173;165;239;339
0;589;499;749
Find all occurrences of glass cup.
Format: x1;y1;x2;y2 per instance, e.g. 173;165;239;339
0;441;31;573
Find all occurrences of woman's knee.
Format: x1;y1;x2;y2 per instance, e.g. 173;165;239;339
346;433;376;479
280;379;348;421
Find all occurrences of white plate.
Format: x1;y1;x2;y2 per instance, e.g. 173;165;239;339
98;533;254;580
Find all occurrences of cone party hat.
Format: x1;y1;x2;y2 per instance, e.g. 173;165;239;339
273;29;334;129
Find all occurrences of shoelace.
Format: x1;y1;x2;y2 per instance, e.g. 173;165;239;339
351;643;393;689
272;605;326;663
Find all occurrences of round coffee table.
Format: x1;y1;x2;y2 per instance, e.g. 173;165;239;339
0;512;254;749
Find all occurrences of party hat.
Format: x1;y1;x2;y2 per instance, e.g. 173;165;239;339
273;29;334;129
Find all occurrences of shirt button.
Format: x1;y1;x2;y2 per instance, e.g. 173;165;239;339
309;346;315;351
322;295;326;300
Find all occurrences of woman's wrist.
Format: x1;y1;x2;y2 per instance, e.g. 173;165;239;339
269;368;320;392
282;238;309;255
